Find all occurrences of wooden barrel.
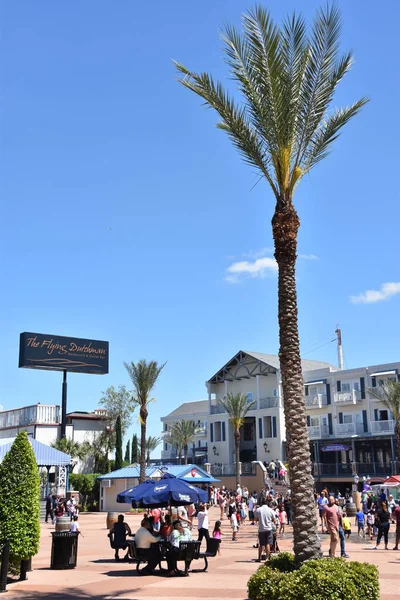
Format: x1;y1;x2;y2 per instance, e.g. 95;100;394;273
345;501;357;518
106;512;120;531
55;516;70;532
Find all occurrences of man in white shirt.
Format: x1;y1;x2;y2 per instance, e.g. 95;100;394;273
197;504;210;546
135;517;161;575
255;500;277;562
248;495;256;525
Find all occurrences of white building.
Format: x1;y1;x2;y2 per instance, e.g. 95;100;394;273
160;350;399;488
161;400;208;465
0;404;108;473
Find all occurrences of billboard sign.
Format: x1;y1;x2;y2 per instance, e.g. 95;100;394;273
19;332;109;374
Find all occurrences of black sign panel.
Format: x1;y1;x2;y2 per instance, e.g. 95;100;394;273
19;332;109;374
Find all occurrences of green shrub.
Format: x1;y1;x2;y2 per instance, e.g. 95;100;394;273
0;431;41;562
69;473;100;509
248;556;379;600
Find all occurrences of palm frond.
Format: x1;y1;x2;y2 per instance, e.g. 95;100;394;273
303;97;369;173
175;61;278;197
369;380;400;421
220;392;256;430
124;359;166;405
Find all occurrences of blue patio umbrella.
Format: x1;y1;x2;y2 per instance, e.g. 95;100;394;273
117;473;208;508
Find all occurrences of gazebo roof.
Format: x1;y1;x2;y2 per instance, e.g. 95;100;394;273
0;437;71;466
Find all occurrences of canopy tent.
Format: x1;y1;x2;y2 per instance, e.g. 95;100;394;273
117;473;209;508
0;436;70;466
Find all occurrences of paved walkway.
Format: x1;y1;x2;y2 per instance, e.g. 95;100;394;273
6;508;400;599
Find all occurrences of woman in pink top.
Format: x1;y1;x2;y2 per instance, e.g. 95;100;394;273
278;505;287;536
212;520;222;555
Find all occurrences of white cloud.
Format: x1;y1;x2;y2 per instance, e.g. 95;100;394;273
243;247;274;259
350;282;400;304
298;253;319;261
225;256;278;283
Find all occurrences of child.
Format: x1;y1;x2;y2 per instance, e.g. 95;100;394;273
342;511;352;538
355;509;365;538
70;515;80;533
230;508;238;541
278;505;287;536
366;510;374;540
240;502;248;525
213;520;222;555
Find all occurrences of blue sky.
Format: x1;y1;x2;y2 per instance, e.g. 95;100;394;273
1;1;399;449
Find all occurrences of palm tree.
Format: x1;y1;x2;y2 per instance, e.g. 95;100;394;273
124;359;166;482
220;393;256;487
51;437;88;467
164;427;183;465
369;380;400;462
175;5;367;563
169;420;200;465
145;436;162;466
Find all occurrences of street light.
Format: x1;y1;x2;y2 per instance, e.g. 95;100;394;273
212;445;219;456
263;442;270;453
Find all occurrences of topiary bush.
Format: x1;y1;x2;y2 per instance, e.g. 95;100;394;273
248;555;379;600
0;431;41;562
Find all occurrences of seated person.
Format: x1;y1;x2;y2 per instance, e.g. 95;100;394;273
110;514;132;561
160;514;173;539
135;517;161;575
166;520;193;577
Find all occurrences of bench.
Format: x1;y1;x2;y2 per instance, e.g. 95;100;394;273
127;540;201;576
193;538;220;572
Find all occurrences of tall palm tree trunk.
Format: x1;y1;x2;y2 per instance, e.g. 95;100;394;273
139;407;147;483
184;444;188;465
235;430;241;489
272;202;321;563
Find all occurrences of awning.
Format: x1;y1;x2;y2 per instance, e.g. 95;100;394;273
304;380;325;386
321;444;349;452
0;437;70;466
370;370;397;377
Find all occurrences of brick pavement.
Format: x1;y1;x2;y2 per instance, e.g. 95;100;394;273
6;507;400;600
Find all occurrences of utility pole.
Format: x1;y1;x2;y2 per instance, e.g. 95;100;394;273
335;326;344;370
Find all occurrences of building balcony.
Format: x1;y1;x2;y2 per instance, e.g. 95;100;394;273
210;404;227;415
370;420;395;434
161;449;178;459
0;404;60;429
335;422;365;436
334;390;362;404
305;394;328;409
259;397;278;409
307;425;331;439
313;462;394;478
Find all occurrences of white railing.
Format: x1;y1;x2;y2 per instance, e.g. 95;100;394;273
335;423;364;436
161;449;178;459
370;420;395;434
210;404;227;415
334;390;361;404
305;394;328;408
0;404;60;428
259;397;278;409
307;425;321;439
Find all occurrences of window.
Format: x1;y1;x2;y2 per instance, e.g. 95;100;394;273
343;414;353;424
243;422;254;441
164;443;168;451
214;422;222;442
263;416;272;438
310;416;320;427
164;423;167;431
246;392;254;403
342;381;359;393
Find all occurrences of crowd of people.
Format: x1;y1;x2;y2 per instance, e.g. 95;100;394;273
45;493;80;532
109;481;293;575
317;484;400;557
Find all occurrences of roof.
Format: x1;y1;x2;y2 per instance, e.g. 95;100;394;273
97;463;219;483
164;400;209;419
208;350;335;383
0;437;70;466
97;465;161;480
66;411;105;421
244;352;335;373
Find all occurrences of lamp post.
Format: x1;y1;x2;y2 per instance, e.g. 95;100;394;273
263;442;270;454
352;474;359;505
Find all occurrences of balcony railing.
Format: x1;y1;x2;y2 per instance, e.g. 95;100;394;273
313;462;394;477
259;397;278;409
334;390;362;404
370;420;395;434
307;425;321;439
210;404;227;415
0;404;60;428
305;394;328;408
161;449;178;459
336;422;365;436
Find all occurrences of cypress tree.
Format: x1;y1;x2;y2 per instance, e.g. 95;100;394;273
131;433;138;463
115;416;123;470
124;440;130;463
0;431;40;562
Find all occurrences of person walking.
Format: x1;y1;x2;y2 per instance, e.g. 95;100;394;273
317;491;328;533
255;499;277;562
323;495;340;558
355;508;365;538
45;493;53;523
197;504;210;546
374;501;390;550
392;502;400;550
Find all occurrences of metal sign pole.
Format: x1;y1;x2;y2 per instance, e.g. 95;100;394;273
61;371;67;438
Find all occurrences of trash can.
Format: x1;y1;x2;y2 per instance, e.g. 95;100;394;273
50;532;79;570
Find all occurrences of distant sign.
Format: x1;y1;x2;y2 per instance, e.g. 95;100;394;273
321;444;349;452
19;332;109;374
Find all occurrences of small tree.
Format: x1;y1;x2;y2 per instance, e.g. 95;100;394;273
168;420;199;464
124;439;131;463
99;385;135;444
221;393;256;487
145;436;162;466
0;431;40;565
131;433;139;463
114;416;123;470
